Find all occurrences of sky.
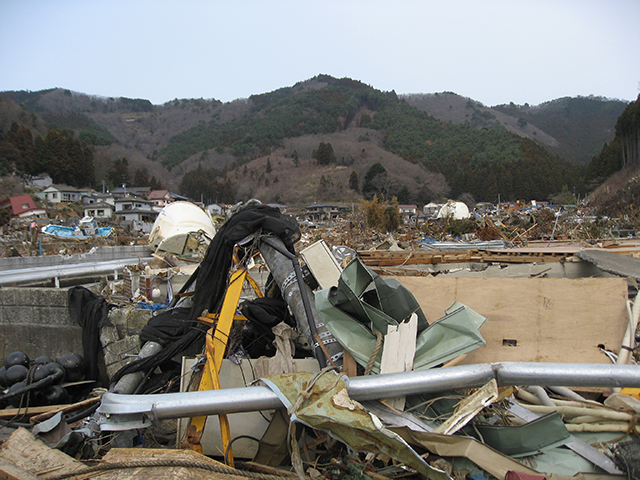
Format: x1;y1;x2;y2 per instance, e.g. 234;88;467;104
0;0;638;107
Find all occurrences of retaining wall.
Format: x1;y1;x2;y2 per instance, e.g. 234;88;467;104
0;287;83;362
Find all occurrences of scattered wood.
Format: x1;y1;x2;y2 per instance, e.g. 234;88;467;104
0;405;72;420
29;396;101;425
0;428;84;479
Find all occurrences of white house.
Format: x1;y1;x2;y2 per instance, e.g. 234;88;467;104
114;196;158;231
398;204;417;222
206;203;226;217
41;185;82;203
114;196;155;213
423;202;441;218
83;202;114;219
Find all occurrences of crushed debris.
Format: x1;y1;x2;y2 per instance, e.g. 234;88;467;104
2;200;640;480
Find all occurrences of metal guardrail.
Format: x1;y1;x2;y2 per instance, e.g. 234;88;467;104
0;257;154;286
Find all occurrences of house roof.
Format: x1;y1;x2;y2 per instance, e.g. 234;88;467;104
84;202;114;209
43;184;81;193
114;196;153;204
305;203;349;210
147;190;170;200
0;194;38;216
110;186;150;196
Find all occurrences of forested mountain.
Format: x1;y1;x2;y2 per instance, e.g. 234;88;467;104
0;76;631;206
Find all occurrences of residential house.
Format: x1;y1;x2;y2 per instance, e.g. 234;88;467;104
304;203;350;222
206;203;226;217
398;204;417;222
147;190;174;209
83;202;114;220
423;202;441;219
114;196;158;231
29;174;52;189
41;185;83;203
0;194;47;219
83;192;115;206
110;186;151;198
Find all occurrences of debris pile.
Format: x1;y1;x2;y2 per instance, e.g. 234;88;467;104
1;203;640;479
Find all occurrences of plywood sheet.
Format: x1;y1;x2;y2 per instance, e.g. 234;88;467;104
395;277;628;364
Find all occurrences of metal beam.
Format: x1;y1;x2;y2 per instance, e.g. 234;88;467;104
97;362;640;430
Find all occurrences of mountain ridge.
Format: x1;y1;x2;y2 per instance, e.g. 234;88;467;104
0;75;630;206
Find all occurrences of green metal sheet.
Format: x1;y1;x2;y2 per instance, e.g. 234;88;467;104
315;259;487;374
476;412;571;457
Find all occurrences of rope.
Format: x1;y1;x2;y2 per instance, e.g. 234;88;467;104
364;331;384;375
46;459;292;480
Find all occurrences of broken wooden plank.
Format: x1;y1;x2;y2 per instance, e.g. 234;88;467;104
29;396;101;425
0;405;72;420
0;457;42;480
0;428;84;479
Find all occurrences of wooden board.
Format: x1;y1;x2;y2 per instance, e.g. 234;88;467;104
0;428;83;479
395;277;629;364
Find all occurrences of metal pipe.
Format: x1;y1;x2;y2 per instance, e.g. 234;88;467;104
258;235;343;367
97;362;640;430
111;341;164;394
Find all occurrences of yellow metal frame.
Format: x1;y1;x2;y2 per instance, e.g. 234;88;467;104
182;265;263;466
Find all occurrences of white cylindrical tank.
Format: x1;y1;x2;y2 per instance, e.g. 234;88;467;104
436;201;470;220
148;201;216;253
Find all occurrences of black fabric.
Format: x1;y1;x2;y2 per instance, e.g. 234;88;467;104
67;286;114;384
139;307;193;346
240;297;295;358
109;204;300;389
189;204;300;321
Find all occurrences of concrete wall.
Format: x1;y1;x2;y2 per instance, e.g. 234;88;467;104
0;287;83;362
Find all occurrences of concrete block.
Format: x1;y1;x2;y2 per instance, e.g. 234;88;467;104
1;306;33;324
104;335;141;358
0;288;16;306
33;288;69;308
108;306;152;338
31;306;67;325
100;324;120;347
0;324;83;361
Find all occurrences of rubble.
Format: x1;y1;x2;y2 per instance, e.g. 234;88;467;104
2;202;640;479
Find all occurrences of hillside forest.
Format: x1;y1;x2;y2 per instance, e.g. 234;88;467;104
0;75;637;212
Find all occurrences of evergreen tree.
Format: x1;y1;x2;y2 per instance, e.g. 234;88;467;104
312;142;336;165
149;176;162;190
348;170;359;191
108;158;130;187
133;168;150;187
35;128;95;187
0;122;37;174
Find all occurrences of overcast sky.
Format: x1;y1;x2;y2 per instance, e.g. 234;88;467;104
1;0;638;107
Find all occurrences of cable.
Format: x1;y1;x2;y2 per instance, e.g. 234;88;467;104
224;435;261;466
65;403;100;424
